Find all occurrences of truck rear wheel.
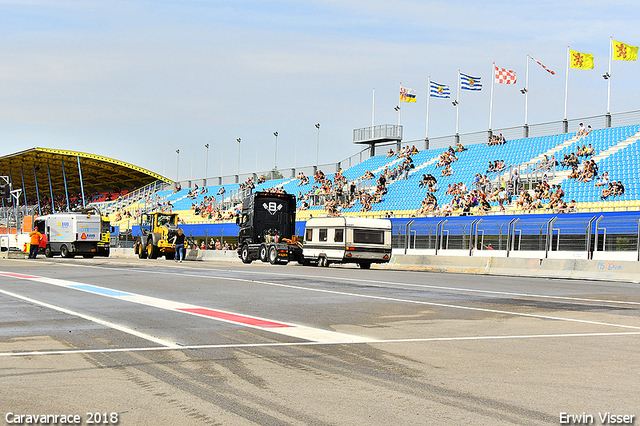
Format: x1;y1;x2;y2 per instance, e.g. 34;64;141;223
44;246;53;258
269;246;279;265
60;245;72;258
259;245;268;262
241;245;252;264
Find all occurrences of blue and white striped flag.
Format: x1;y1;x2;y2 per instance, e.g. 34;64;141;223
429;81;450;98
460;73;482;91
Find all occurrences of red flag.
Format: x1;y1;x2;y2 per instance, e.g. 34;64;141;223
494;65;517;84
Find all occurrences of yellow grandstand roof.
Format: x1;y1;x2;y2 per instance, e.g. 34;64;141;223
0;148;171;201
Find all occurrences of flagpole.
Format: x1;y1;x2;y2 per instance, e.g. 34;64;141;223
372;87;375;127
455;70;460;144
563;46;570;133
489;62;495;134
398;82;402;126
524;55;530;137
426;76;431;140
606;36;612;127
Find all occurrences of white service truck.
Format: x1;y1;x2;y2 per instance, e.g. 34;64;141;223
302;217;392;268
34;211;102;258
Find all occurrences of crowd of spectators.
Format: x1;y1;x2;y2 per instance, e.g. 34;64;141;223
487;133;506;146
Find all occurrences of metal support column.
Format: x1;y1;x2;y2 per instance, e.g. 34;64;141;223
473;218;483;255
77;156;86;208
33;165;41;215
20;167;28;208
435;219;447;256
545;217;558;259
594;215;604;256
637;219;640;262
46;163;55;213
61;159;70;212
404;220;414;255
469;219;479;256
585;216;596;260
506;218;519;258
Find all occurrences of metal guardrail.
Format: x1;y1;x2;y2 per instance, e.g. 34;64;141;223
353;124;403;144
392;213;640;259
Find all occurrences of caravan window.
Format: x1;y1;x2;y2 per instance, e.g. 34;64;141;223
319;229;327;242
305;228;313;241
334;228;344;242
353;229;384;244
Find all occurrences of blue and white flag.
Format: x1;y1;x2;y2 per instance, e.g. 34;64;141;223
429;81;450;98
460;73;482;91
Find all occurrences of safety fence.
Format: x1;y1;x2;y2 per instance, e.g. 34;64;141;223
390;211;640;260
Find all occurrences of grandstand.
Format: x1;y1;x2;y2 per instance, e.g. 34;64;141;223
3;117;640;260
95;123;640;236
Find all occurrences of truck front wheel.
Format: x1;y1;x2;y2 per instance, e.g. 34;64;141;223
44;246;53;258
241;245;252;264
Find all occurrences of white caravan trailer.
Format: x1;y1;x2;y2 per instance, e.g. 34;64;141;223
302;217;392;268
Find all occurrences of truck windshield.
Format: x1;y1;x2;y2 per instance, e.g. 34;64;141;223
353;229;384;245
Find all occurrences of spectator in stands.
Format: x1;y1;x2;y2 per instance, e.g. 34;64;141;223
455;142;467;152
595;172;610;187
600;182;614;199
577;123;585;137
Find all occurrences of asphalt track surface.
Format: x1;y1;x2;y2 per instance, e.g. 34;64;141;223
0;257;639;426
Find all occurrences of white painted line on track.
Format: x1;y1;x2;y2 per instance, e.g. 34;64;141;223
0;271;376;344
234;269;640;307
1;331;639;358
70;264;640;332
0;288;180;348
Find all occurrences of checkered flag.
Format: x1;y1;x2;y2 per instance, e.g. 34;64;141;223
494;65;517;84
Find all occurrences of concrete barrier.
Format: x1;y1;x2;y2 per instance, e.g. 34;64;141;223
107;248;640;282
387;254;640;283
109;247;240;263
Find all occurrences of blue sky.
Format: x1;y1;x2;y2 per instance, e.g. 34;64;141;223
1;0;639;182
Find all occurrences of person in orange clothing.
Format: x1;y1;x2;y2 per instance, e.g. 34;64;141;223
29;228;42;259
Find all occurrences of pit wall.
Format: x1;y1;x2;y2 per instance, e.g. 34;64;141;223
107;248;640;283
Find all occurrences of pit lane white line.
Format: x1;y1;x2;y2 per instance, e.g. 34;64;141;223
0;288;180;348
21;259;640;308
76;264;640;332
229;268;640;307
0;271;376;344
1;331;639;358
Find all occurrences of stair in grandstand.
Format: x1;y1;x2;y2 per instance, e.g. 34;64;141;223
494;134;580;184
548;131;640;186
528;135;581;163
